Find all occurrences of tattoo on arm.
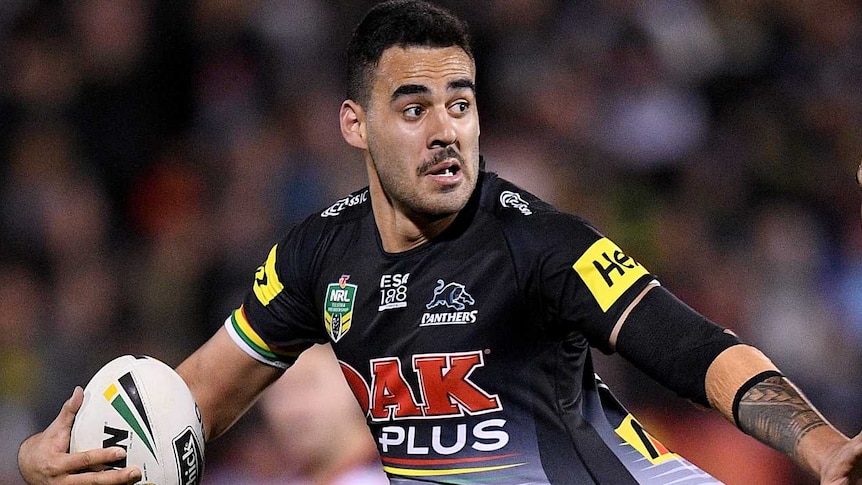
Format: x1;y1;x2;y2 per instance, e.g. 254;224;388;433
737;376;827;459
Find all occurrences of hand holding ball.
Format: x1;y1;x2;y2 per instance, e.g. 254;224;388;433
70;355;205;485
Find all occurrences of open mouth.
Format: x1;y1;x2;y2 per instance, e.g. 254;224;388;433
419;147;465;179
428;161;461;177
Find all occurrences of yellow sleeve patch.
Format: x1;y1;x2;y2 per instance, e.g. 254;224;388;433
614;414;678;465
573;237;649;312
253;244;284;306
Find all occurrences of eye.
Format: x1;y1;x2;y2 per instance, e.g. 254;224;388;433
404;105;424;119
450;101;470;115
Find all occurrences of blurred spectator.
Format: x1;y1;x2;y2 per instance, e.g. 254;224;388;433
0;265;44;483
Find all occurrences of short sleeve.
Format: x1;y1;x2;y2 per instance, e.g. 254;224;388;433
527;213;657;352
225;226;328;369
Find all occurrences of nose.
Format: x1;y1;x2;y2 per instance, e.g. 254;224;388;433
427;108;457;149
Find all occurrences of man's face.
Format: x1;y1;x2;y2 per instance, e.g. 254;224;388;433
361;45;480;219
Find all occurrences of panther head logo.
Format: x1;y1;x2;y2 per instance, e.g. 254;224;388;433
425;280;475;311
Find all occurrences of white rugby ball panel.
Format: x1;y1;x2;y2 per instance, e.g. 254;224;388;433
70;355;205;485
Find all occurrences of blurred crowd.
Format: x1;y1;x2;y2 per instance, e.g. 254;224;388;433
1;1;861;484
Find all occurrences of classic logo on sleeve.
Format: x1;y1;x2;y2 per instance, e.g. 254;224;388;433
573;238;648;312
321;190;369;217
324;274;357;342
253;244;284;306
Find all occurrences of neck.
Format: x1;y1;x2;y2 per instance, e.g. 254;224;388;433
369;183;458;253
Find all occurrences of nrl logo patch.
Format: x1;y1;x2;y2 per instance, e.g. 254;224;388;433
324;275;357;342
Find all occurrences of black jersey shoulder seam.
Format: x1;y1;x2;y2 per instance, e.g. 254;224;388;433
475;173;559;315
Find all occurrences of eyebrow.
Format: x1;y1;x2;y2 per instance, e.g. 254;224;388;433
449;78;476;92
391;78;476;101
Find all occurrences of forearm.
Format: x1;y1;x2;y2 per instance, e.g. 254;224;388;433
705;344;849;477
736;374;848;477
176;326;284;441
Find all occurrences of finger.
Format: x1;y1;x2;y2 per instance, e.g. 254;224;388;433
59;447;127;474
64;466;142;485
856;160;862;189
41;387;84;453
848;433;862;465
827;433;862;480
50;387;84;432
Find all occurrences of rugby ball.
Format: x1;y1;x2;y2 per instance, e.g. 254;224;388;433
70;355;205;485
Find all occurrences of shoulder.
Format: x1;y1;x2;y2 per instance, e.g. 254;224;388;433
269;187;372;271
318;188;371;220
477;171;603;247
285;187;372;241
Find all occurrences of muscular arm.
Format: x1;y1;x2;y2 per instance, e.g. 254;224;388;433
176;326;284;441
705;345;851;478
615;285;860;481
729;160;862;480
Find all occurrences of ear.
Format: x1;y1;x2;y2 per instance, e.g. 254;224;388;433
340;100;368;150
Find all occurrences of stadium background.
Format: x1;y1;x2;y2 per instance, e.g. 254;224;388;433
1;1;861;483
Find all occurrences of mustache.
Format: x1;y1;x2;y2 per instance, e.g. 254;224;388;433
416;146;464;176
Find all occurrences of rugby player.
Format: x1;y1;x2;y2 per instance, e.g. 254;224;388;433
19;1;862;483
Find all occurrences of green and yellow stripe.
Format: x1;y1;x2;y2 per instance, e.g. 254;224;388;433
230;306;281;360
383;462;525;477
381;454;527;480
228;306;302;364
102;383;157;460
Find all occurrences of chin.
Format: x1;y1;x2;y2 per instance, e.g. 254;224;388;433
424;195;470;218
404;178;476;219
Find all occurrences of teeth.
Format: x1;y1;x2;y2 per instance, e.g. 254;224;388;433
429;167;457;176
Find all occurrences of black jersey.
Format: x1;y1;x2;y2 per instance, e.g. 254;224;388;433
226;171;721;484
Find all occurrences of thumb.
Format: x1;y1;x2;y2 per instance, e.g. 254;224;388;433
46;387;84;449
